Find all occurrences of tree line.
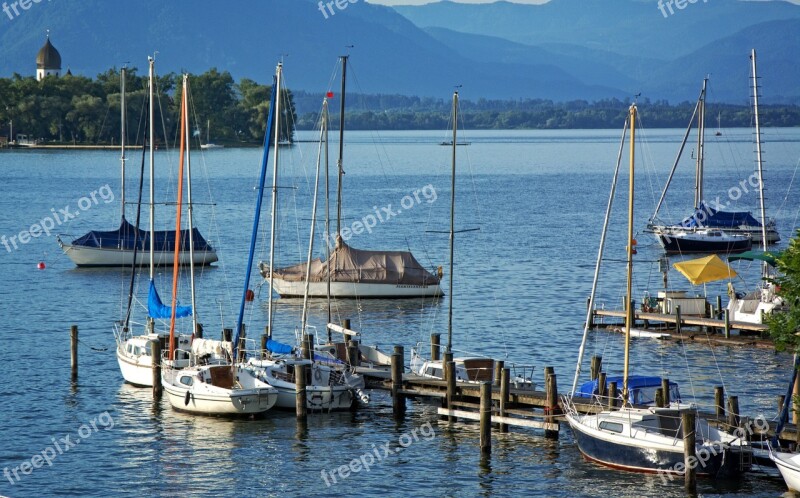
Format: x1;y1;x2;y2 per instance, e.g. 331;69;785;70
0;68;296;145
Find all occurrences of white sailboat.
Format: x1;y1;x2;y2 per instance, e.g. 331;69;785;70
563;104;751;478
57;66;218;267
200;119;223;150
260;56;441;299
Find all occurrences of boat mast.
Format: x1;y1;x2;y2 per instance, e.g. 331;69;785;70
694;78;707;209
302;100;326;336
147;56;156;335
120;66;126;221
751;49;769;268
324;98;332;338
446;91;458;353
185;76;199;339
622;104;637;404
336;56;347;239
266;63;283;337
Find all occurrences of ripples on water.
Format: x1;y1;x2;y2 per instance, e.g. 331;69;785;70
0;129;798;496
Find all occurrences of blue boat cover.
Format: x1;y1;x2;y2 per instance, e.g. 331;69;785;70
70;218;213;252
148;279;192;319
577;375;679;403
680;202;762;229
266;339;294;355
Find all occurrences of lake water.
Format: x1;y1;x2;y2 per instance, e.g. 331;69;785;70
1;127;799;496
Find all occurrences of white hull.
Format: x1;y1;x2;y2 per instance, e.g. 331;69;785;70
246;358;356;411
116;344;156;387
271;277;441;298
772;451;800;491
59;242;217;267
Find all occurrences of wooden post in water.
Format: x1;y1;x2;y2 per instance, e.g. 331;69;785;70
494;360;504;387
151;339;162;399
480;381;492;454
675;305;682;335
655;388;664;408
347;340;360;367
727;396;740;428
295;363;307;420
223;327;233;342
445;360;456;423
590;356;602;381
261;333;268;359
303;333;314;360
391;348;405;418
70;325;78;380
661;378;670;406
724;309;731;339
714;386;725;417
682;410;697;494
545;372;559;439
544;366;555;389
716;295;722;320
431;333;441;361
598;372;607;399
499;368;510;433
608;381;618;408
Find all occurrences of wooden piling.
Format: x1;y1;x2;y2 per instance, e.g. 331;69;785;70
446;360;456;423
391;350;405;418
295;363;307;419
715;295;722;319
480;381;492;454
544;366;555;389
494;360;504;387
682;410;697;494
223;327;233;342
661;378;670;406
261;333;268;359
598;372;607;399
608;381;618;408
304;334;315;360
655;388;664;408
431;333;441;361
714;386;725;417
70;325;78;380
590;356;602;381
545;372;559;439
347;340;360;367
727;396;740;428
499;368;510;433
723;309;731;339
151;339;162;399
675;305;682;335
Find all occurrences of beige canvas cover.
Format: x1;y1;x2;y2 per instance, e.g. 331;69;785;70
270;236;440;286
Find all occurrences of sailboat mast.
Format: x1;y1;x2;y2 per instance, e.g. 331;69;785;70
324;99;332;334
302;101;326;335
120;67;126;221
446;91;458;353
267;63;283;336
185;76;199;338
148;57;155;282
694;79;707;209
751;49;769;262
622;104;637;404
336;56;347;238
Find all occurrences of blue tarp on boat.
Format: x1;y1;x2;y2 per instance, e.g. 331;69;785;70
266;339;294;355
70;218;214;252
148;279;192;319
577;375;680;405
680;202;762;229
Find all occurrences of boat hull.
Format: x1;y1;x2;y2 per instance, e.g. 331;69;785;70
772;451;800;491
270;277;441;299
59;242;217;267
656;233;751;254
162;366;278;416
116;345;155;387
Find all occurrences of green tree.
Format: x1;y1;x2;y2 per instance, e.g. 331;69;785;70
767;231;800;353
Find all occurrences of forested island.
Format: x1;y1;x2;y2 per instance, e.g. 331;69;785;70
1;68;799;146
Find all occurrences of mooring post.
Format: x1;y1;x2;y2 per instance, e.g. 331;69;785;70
223;327;233;342
494;360;504;388
347;340;360;367
545;372;559;439
682;410;697;494
727;395;740;428
295;363;307;420
608;381;618;408
655;388;664;408
590;356;602;381
724;309;731;339
391;348;405;418
675;305;682;335
598;372;607;399
70;325;78;380
500;367;510;433
151;338;162;399
714;386;725;418
544;366;555;390
445;359;456;423
661;378;670;406
480;381;492;454
716;295;722;319
303;333;314;360
431;333;441;361
261;332;268;359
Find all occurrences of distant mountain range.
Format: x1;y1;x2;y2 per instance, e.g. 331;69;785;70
1;0;798;103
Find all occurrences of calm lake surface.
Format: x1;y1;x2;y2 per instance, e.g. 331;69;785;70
1;127;799;497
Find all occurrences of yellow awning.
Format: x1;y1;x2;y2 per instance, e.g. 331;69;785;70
672;254;738;285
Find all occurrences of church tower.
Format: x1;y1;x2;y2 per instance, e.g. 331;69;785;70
36;34;61;81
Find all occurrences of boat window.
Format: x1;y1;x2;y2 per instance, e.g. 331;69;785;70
599;421;623;433
180;376;194;386
127;344;133;354
426;367;442;378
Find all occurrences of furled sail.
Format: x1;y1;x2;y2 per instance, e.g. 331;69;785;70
148;279;191;319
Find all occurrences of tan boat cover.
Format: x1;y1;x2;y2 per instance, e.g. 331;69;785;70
270;236;440;286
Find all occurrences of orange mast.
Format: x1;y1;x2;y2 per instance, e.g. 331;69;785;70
168;78;188;361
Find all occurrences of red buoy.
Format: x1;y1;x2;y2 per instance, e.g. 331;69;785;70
245;289;255;301
326;91;334;98
37;261;46;270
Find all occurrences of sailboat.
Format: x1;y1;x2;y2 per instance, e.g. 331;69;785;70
563;103;751;477
648;78;777;252
57;67;218;267
159;75;277;416
228;63;360;411
200;119;223;150
259;56;442;299
715;112;722;137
